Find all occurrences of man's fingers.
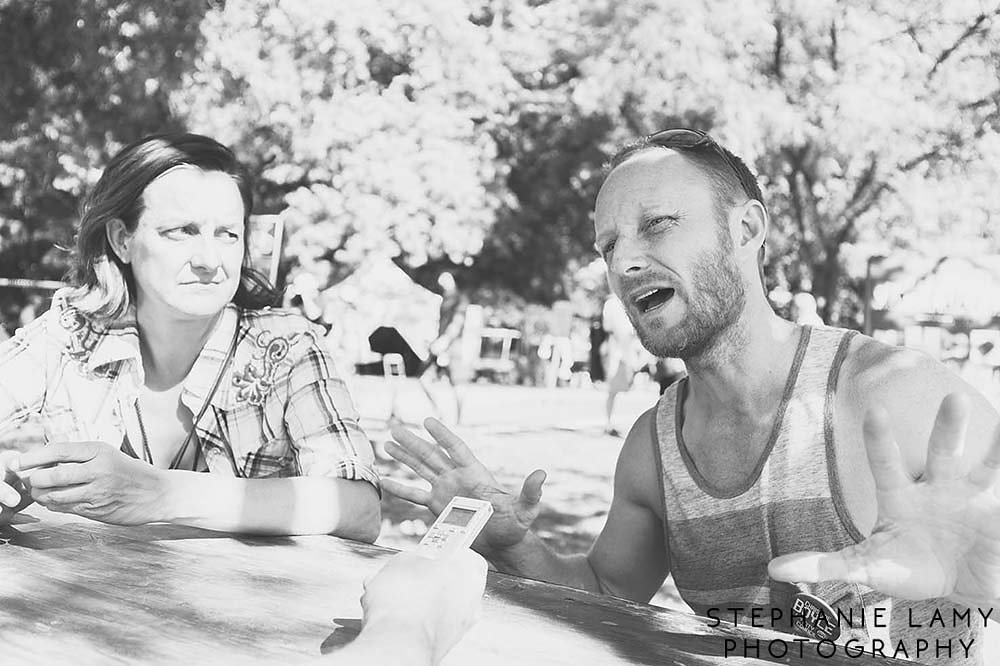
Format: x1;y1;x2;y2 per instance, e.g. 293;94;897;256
384;441;439;481
863;407;911;493
925;392;970;482
21;462;96;490
768;549;871;586
388;424;452;474
381;477;433;507
17;442;101;471
518;469;547;506
970;422;1000;490
424;418;478;467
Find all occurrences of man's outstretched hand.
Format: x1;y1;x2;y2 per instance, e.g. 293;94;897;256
769;393;1000;605
382;418;547;555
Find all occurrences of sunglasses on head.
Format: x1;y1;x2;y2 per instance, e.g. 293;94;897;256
647;128;764;211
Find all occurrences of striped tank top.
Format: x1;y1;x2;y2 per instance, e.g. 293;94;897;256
652;325;982;665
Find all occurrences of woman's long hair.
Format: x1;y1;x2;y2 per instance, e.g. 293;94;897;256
67;133;282;321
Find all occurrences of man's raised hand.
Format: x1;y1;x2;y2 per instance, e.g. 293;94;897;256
383;418;546;555
769;393;1000;605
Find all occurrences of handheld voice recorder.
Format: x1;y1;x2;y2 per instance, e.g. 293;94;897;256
415;496;494;559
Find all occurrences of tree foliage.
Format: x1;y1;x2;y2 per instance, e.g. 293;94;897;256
0;0;207;323
1;0;998;326
533;0;1000;323
175;0;519;285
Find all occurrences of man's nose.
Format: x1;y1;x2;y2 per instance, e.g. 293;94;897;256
610;236;649;276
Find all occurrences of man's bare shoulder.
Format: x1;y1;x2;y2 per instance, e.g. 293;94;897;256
837;332;998;470
839;333;954;405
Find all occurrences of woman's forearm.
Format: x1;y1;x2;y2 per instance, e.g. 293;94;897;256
160;472;381;540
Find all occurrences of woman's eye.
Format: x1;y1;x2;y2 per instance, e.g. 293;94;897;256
164;226;193;239
602;241;615;258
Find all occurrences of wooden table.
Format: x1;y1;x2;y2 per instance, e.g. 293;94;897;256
0;508;918;665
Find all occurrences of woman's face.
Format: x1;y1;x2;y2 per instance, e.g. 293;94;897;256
124;166;245;322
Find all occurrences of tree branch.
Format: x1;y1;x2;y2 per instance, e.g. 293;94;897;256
829;19;839;71
928;7;1000;80
781;146;817;265
772;16;784;79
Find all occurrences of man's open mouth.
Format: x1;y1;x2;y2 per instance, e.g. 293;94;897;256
634;288;675;313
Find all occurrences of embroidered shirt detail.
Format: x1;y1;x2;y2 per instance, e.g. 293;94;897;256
232;329;308;407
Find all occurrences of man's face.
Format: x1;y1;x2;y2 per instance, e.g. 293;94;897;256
593;150;745;359
126;166;245;322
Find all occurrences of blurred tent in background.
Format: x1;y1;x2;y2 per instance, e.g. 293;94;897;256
871;254;1000;331
321;257;440;370
870;255;1000;388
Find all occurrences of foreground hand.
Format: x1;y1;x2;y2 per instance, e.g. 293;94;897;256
383;418;546;554
769;393;1000;604
15;442;168;526
360;549;488;664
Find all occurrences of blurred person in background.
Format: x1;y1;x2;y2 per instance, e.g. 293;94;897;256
601;293;643;436
0;133;379;540
336;549;488;666
288;270;333;335
588;314;606;383
385;128;1000;665
651;356;685;395
417;271;472;424
790;291;824;326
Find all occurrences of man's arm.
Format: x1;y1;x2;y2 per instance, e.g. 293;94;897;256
769;335;1000;609
845;340;1000;618
384;410;669;601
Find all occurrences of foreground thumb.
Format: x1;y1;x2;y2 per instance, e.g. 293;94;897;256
520;469;547;506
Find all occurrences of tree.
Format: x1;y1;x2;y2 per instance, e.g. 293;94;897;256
527;0;1000;324
0;0;207;323
174;0;521;287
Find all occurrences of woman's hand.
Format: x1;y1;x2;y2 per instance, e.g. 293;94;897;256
16;442;169;526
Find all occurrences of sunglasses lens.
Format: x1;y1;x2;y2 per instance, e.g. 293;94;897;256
650;129;705;147
648;128;760;207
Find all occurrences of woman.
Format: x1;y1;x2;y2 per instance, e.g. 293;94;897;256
0;133;380;539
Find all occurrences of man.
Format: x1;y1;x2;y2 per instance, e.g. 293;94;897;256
417;271;472;424
384;128;1000;664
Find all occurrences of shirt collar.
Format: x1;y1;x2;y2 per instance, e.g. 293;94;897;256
84;307;141;372
180;304;240;412
84;303;240;411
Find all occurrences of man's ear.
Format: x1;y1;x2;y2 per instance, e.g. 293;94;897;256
735;200;768;255
106;219;131;264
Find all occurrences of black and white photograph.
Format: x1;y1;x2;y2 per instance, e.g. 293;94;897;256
2;1;1000;664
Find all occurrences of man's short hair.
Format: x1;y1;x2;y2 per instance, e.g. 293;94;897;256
603;129;768;287
606;131;765;221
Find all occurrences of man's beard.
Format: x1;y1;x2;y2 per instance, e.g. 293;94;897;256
630;245;746;360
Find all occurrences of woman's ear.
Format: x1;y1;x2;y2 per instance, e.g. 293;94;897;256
106;219;131;264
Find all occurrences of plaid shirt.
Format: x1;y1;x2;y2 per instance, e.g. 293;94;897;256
0;290;379;488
